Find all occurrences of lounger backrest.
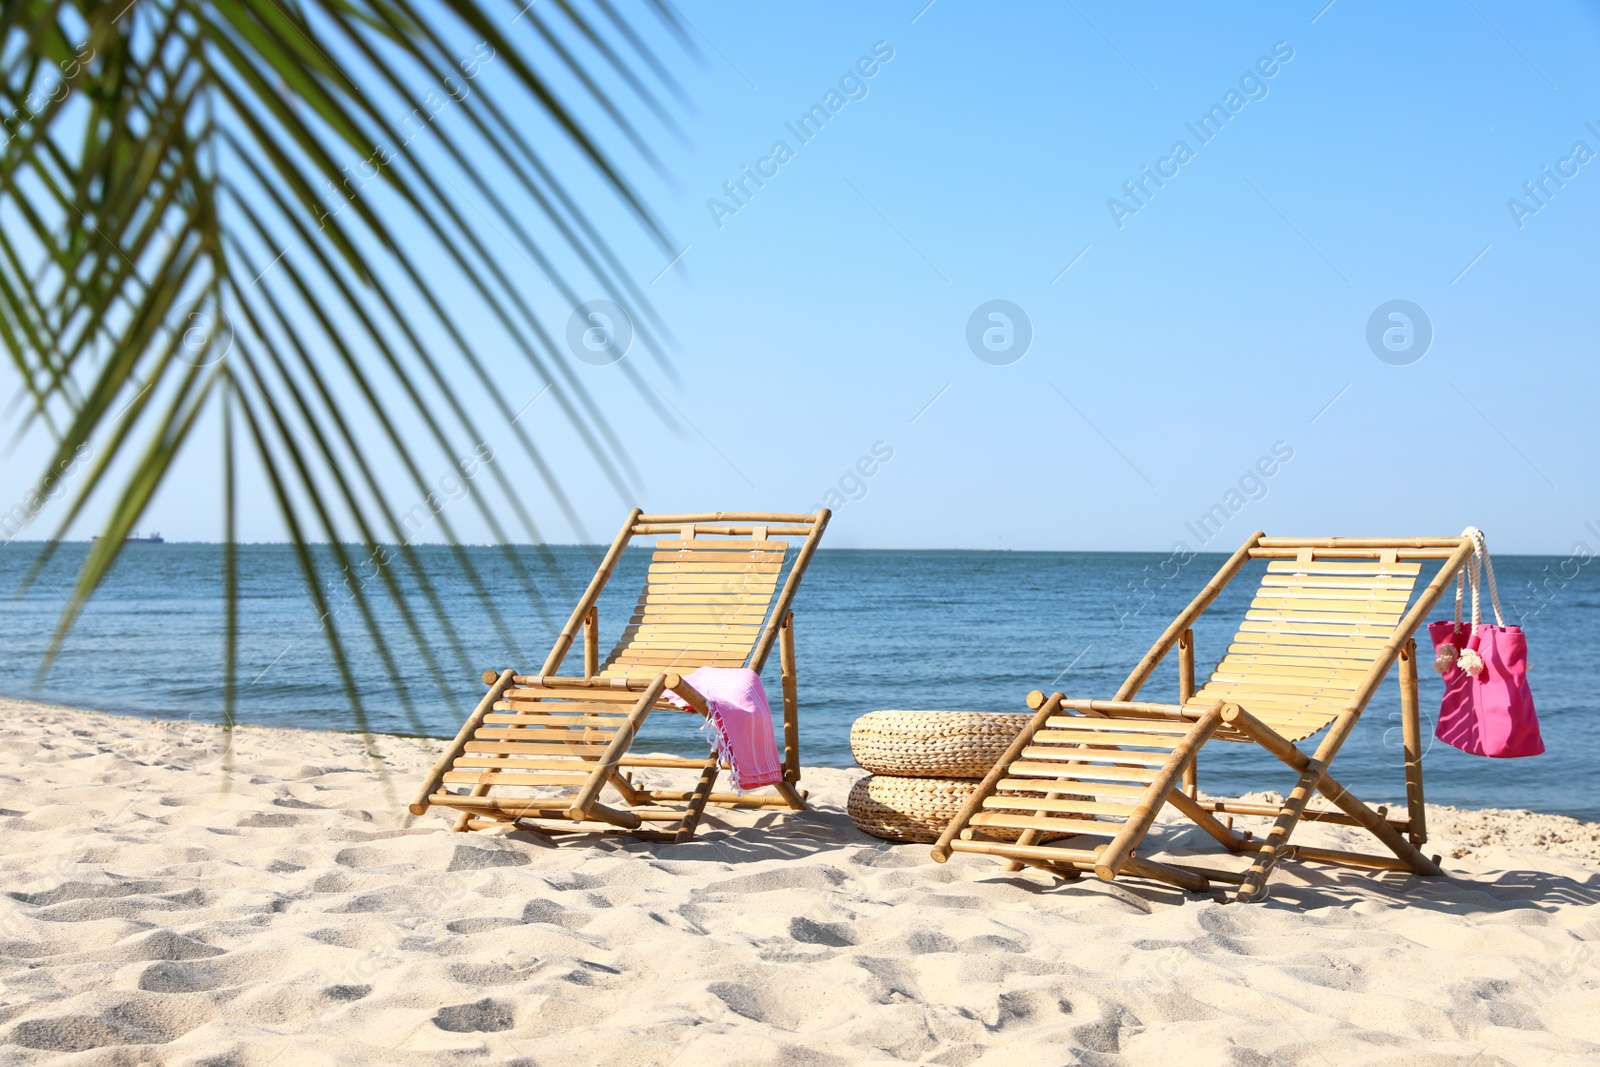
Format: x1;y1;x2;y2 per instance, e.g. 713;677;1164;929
1189;556;1421;742
598;535;791;680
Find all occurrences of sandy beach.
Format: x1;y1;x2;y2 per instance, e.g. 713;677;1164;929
2;698;1597;1066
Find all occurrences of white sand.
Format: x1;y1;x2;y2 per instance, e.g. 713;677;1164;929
1;699;1597;1066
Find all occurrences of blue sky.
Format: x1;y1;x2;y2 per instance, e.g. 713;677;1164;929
7;0;1600;553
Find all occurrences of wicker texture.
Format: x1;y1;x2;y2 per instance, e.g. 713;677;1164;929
850;710;1029;778
847;775;1077;844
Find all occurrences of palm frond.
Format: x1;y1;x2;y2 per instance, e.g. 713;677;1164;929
0;0;688;731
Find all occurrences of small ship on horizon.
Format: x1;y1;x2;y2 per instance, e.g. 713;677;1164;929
90;532;165;544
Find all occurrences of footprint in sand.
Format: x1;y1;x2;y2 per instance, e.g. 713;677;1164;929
707;981;807;1030
112;930;225;963
788;916;855;947
322;984;372;1002
521;899;591;930
9;997;206;1053
447;844;529;871
445;916;525;935
9;879;167;906
433;998;515;1032
698;866;847;897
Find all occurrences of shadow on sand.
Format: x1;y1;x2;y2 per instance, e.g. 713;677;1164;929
499;801;1600;916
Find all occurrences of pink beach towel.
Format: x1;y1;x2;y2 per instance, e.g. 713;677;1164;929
666;667;783;790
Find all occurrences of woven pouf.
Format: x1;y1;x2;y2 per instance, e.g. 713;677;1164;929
847;774;985;843
850;709;1029;778
846;774;1069;844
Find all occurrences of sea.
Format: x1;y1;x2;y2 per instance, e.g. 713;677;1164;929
1;543;1593;822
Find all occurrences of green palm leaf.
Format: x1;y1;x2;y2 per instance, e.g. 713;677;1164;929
1;0;689;739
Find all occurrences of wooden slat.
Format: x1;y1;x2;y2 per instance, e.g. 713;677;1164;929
1221;646;1380;668
1010;751;1170;772
641;586;778;599
1210;660;1372;681
1265;560;1421;576
1261;568;1416;585
621;622;764;637
473;730;614;746
495;699;634;713
1000;762;1162;783
983;795;1138;816
1043;716;1192;735
463;741;611;756
500;693;640;707
442;772;584;787
430;792;574;811
1205;675;1364;694
612;639;753;654
638;591;776;605
1232;631;1392;651
1238;619;1398;640
485;713;627;727
1250;595;1407;614
617;640;760;655
635;605;770;619
653;539;786;551
609;640;758;655
1191;689;1341;715
627;627;762;642
1245;609;1408;628
1030;730;1182;749
1199;677;1357;699
641;587;778;600
450;757;594;772
610;650;748;665
490;705;632;720
969;812;1122;836
1199;709;1339;737
995;778;1151;797
1259;576;1415;596
647;561;784;575
627;619;764;633
645;573;780;585
651;550;787;564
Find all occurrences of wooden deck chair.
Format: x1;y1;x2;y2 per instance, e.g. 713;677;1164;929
408;509;830;842
933;533;1476;902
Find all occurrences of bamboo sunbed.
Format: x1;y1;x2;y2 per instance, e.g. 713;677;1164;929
409;509;830;842
933;533;1474;902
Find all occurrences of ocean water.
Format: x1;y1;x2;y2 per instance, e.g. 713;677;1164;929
1;543;1594;821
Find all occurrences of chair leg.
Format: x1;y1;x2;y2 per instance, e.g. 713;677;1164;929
1230;706;1441;902
1399;639;1427;845
452;784;490;832
772;781;807;810
779;611;801;784
608;770;646;806
1236;757;1325;901
1179;628;1198;798
673;757;721;843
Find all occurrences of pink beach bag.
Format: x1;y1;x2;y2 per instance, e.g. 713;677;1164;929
1429;528;1543;758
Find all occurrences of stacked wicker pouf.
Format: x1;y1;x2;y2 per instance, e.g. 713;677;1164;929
847;710;1031;843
